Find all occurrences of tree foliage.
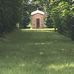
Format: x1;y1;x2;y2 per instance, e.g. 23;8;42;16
20;0;46;28
49;0;74;39
0;0;21;35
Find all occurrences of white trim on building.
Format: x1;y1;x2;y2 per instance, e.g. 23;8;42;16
31;9;45;15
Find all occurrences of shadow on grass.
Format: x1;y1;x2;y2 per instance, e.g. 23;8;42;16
0;30;74;74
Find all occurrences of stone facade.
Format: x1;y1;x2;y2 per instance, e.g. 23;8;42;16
31;10;45;29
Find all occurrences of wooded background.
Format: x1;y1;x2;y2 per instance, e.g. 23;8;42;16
0;0;74;39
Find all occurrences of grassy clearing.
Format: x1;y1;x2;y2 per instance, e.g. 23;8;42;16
21;28;55;32
0;30;74;74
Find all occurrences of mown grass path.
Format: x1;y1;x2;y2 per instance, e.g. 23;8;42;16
0;30;74;74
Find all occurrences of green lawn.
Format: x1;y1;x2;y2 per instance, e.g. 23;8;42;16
0;30;74;74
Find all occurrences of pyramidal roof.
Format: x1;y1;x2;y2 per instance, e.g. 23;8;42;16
31;9;45;15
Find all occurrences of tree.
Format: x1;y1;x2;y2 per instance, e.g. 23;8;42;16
49;0;74;38
0;0;21;35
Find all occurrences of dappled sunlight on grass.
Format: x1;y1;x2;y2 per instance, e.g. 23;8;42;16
33;42;53;45
20;28;55;32
48;63;74;71
0;30;74;74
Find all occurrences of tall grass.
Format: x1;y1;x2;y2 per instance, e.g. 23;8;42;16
0;30;74;74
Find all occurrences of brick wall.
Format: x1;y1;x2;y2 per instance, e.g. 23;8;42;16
31;13;45;29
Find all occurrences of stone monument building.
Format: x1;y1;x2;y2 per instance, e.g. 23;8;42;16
31;9;45;29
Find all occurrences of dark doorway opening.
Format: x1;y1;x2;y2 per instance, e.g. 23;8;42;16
36;18;40;28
